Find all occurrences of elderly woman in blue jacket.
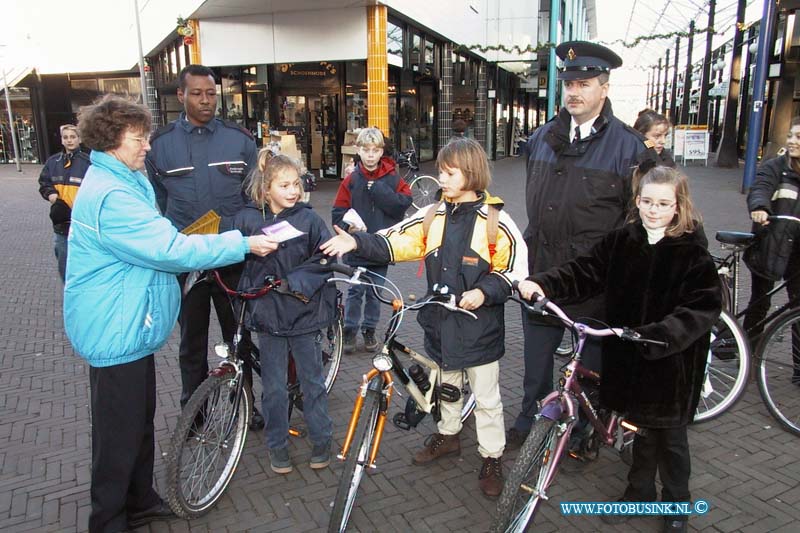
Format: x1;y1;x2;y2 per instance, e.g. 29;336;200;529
64;95;274;533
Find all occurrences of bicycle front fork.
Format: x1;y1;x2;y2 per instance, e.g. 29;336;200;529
338;369;393;468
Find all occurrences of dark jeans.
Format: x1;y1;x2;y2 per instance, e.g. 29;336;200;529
624;425;691;518
54;232;68;282
177;265;252;408
89;355;161;533
259;330;333;450
513;316;601;434
344;265;388;332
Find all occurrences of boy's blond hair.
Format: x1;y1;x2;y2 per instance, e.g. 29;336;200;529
436;137;492;191
245;152;302;206
356;127;384;148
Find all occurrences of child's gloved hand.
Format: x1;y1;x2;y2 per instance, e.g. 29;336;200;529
517;280;545;301
459;288;485;311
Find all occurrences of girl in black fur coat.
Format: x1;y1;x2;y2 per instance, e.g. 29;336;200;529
518;166;722;533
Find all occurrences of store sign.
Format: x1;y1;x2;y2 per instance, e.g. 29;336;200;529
272;62;340;89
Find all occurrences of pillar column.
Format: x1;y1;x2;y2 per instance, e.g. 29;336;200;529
439;42;454;148
366;5;389;135
475;62;487;148
188;19;202;64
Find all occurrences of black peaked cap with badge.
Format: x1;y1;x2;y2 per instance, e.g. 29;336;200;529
555;41;623;80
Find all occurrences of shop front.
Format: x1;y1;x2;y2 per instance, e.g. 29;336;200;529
0;86;40;163
269;61;343;177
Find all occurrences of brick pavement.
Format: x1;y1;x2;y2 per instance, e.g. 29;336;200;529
1;157;798;533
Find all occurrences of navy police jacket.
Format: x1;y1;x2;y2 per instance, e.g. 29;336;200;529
146;114;258;231
525;99;647;321
232;201;337;337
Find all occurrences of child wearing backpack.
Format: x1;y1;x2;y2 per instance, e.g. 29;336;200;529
518;166;721;533
322;137;528;499
232;153;337;474
331;127;412;353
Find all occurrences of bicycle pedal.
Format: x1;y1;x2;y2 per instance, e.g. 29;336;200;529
437;383;461;402
289;426;307;438
392;412;412;430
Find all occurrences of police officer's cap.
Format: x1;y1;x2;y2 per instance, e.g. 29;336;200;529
555;41;623;81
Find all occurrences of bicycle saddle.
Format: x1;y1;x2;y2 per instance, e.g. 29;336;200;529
715;231;755;246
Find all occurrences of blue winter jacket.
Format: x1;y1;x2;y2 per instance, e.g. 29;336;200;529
64;151;251;367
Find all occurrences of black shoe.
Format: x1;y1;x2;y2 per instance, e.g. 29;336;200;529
344;328;357;354
127;499;174;528
505;427;528;451
249;407;265;431
363;329;379;352
663;518;688;533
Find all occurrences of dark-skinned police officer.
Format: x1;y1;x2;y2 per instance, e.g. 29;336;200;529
146;64;264;429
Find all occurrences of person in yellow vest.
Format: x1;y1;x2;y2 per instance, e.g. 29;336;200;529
38;124;91;281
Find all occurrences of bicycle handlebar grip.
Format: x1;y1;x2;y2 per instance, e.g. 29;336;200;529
329;263;356;276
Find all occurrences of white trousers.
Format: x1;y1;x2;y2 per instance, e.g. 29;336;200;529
438;360;506;458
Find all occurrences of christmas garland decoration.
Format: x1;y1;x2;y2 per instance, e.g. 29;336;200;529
454;25;729;56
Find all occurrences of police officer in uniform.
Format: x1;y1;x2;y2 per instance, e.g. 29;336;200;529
146;64;263;427
508;41;649;449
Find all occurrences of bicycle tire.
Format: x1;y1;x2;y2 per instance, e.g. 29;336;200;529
491;417;561;533
756;306;800;436
328;383;382;533
323;314;344;392
165;372;250;519
693;310;750;423
409;175;440;210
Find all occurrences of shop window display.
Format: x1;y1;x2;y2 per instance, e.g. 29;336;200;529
1;87;39;163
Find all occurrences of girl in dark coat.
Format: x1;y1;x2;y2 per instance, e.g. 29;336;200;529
233;153;336;475
518;166;721;533
743;118;800;375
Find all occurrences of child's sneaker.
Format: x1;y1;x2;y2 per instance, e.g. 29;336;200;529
309;440;331;469
363;329;379;352
343;328;357;354
269;447;293;474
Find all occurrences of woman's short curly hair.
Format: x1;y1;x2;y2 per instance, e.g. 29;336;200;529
77;94;151;152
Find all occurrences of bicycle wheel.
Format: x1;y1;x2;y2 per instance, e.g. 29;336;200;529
491;417;562;533
409;175;440;210
323;313;344;392
757;307;800;436
328;384;382;533
165;372;250;519
693;310;750;422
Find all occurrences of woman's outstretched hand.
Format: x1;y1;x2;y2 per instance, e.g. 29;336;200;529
247;235;279;256
320;225;358;258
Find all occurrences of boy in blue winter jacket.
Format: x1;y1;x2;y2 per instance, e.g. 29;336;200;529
331;127;412;353
232;152;337;473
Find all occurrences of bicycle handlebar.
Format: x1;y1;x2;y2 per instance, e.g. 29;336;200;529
510;281;668;347
329;265;478;319
768;215;800;224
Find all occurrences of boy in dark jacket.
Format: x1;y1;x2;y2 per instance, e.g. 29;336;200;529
331;127;412;353
233;153;337;474
38;124;91;281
